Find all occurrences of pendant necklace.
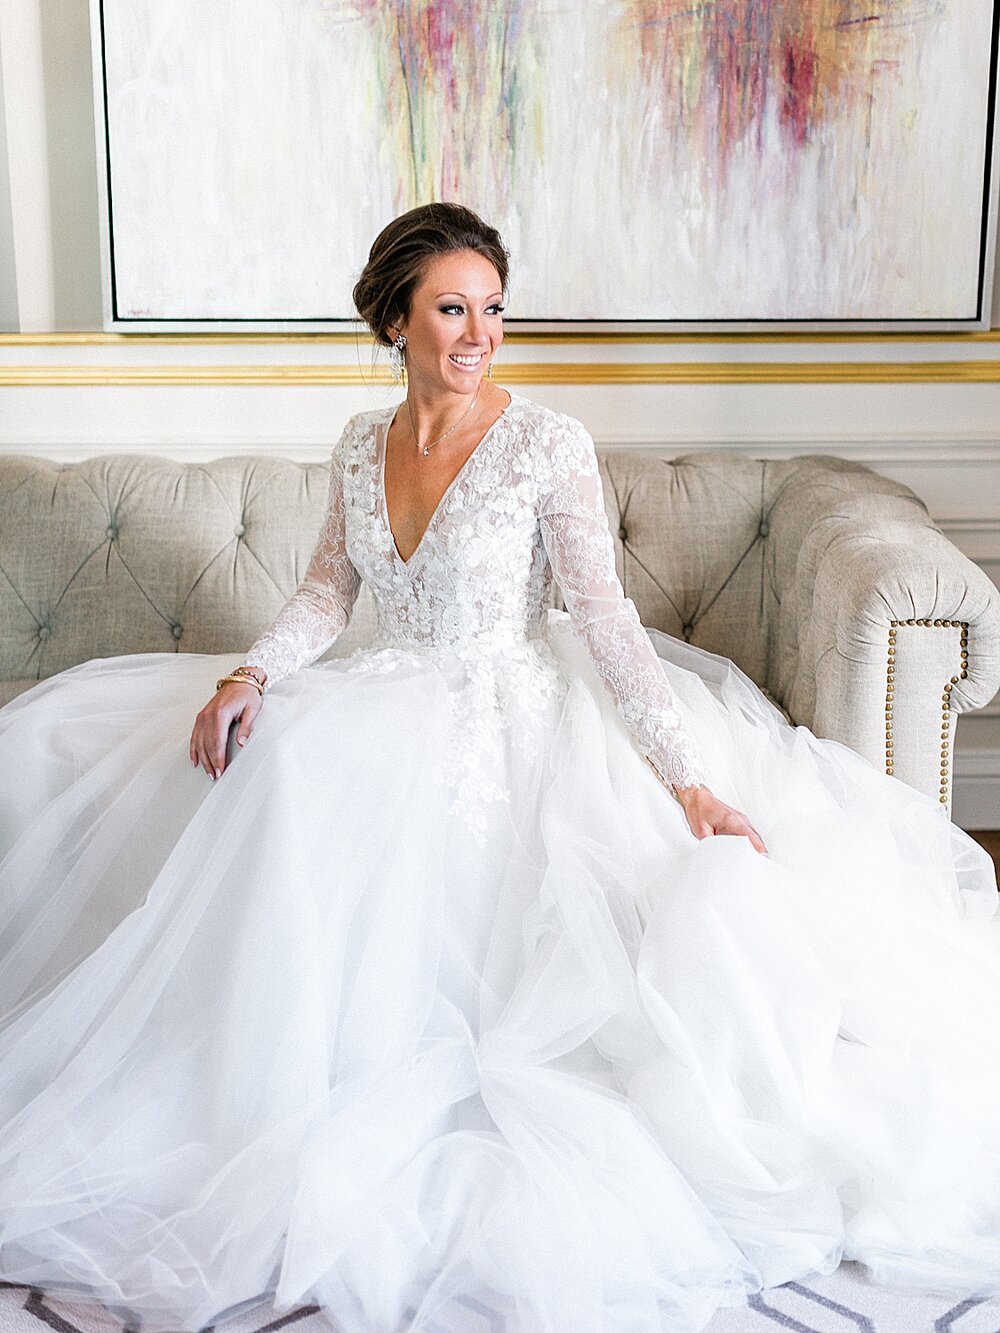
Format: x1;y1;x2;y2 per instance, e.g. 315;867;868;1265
406;391;480;457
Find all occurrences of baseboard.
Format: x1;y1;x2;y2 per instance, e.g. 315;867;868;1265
953;747;1000;830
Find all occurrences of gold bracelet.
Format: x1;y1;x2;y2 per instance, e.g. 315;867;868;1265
216;673;264;696
229;664;267;688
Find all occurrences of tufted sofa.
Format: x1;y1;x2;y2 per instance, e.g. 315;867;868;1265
1;450;998;812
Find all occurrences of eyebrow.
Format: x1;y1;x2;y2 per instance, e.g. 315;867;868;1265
434;291;505;301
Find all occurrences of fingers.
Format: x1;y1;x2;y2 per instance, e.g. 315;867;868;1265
190;695;261;780
190;724;209;776
686;801;769;856
720;810;773;853
213;715;231;777
194;725;223;780
746;827;769;856
234;698;259;749
682;811;714;840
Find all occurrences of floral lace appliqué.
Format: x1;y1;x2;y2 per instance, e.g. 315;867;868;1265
241;396;708;835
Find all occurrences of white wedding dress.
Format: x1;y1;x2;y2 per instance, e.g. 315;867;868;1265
0;393;998;1333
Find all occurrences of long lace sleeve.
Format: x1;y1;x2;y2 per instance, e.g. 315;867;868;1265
538;418;709;791
243;427;362;688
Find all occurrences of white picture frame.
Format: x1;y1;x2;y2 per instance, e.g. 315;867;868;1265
91;0;1000;333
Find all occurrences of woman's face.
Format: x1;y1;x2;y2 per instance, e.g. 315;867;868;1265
394;249;505;398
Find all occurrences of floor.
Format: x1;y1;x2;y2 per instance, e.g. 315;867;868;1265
3;1270;1000;1333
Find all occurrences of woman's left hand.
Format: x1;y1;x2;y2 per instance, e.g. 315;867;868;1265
672;784;768;855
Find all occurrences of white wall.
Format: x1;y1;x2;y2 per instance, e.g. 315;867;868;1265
0;0;998;828
0;32;17;331
0;0;102;331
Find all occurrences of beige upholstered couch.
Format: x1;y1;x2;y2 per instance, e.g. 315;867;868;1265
2;450;998;812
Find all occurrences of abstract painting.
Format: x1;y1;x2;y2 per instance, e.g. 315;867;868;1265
97;0;999;324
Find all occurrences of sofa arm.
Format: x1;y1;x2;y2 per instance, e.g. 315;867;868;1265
781;516;1000;811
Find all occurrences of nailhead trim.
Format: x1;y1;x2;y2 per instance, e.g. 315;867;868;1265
885;620;969;805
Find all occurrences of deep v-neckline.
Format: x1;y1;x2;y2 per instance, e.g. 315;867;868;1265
378;393;515;567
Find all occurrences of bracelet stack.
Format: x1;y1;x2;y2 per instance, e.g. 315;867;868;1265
216;665;268;696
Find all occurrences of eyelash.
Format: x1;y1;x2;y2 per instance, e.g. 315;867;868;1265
440;304;505;316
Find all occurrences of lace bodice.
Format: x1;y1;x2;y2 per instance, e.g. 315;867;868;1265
245;395;708;792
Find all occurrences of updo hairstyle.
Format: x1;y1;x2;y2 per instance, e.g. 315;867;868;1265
353;203;509;346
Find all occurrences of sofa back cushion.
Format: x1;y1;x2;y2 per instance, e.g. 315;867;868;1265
0;450;928;716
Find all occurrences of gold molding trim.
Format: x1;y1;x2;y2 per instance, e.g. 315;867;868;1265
2;330;1000;346
5;361;1000;386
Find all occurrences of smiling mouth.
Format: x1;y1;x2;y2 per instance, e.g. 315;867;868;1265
449;353;485;369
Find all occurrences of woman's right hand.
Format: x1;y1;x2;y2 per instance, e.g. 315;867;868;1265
189;682;263;780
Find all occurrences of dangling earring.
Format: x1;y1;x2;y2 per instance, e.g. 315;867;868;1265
388;333;406;383
486;361;493;380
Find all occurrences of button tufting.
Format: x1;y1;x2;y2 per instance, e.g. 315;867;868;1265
758;519;770;538
234;522;246;538
171;624;183;639
617;526;627;540
38;625;51;640
681;622;694;641
105;525;117;540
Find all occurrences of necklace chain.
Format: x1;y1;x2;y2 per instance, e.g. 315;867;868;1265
406;392;480;458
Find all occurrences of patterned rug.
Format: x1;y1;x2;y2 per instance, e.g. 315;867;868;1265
3;1266;999;1333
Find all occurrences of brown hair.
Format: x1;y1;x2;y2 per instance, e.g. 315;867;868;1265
353;203;509;346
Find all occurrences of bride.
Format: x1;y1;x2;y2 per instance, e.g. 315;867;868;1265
1;202;999;1333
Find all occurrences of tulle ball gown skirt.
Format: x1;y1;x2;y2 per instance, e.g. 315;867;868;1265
0;611;998;1333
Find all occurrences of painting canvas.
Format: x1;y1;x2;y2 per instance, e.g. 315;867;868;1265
97;0;999;325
